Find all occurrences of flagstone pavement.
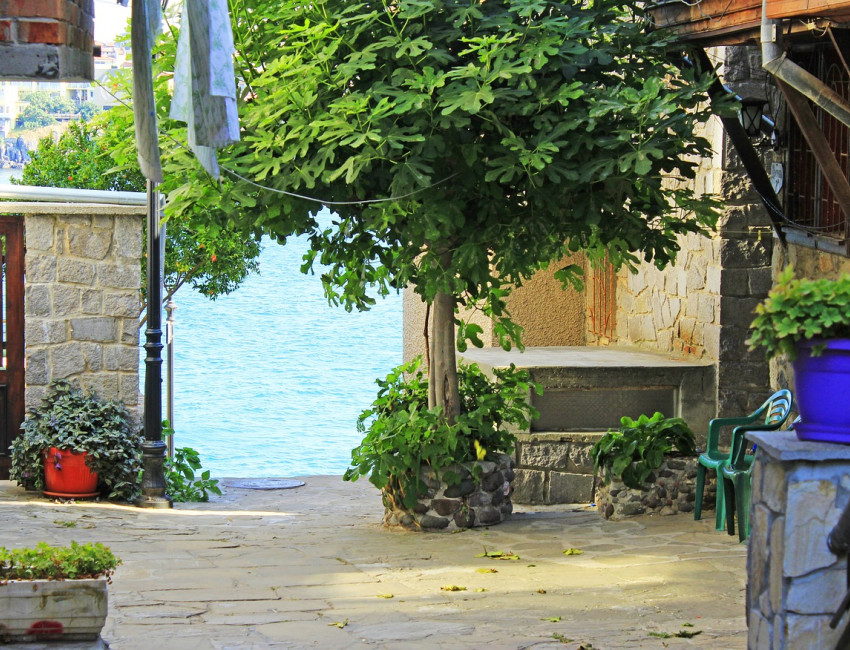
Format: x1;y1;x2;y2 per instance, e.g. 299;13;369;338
0;476;747;649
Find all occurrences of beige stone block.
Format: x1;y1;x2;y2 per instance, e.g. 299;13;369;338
656;329;673;352
58;258;96;285
769;514;784;615
702;323;720;360
82;289;103;314
685;294;699;318
762;462;786;513
748;609;771;650
786;614;842;648
785;480;839;577
706;265;721;294
26;254;57;283
69;227;111;260
787;569;844;615
686;265;706;291
697;295;715;324
25;214;55;251
26;349;49;385
62;215;92;227
53;285;81;316
93;215;114;229
52;343;86;378
634;293;650;313
83;374;119;402
121;318;141;345
628;270;648;294
97;263;141;290
71;317;117;342
25;384;47;412
26;320;48;346
80;342;103;372
105;345;141;372
26;284;51;318
104;291;142;318
115;215;143;259
748;504;770;603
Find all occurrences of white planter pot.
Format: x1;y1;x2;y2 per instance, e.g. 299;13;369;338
0;578;107;642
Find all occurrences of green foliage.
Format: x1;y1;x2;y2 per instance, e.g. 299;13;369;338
15;105;54;129
21;92;76;114
162;422;222;502
15;74;262;303
748;266;850;360
17;121;142;191
0;541;120;582
344;357;539;507
9;381;142;502
78;101;102;122
591;412;696;489
187;0;721;331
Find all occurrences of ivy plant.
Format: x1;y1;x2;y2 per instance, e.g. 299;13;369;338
591;412;697;490
9;381;142;502
0;541;120;582
344;357;539;508
748;266;850;360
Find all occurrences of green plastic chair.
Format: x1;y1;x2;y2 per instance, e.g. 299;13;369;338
720;392;794;541
694;389;793;532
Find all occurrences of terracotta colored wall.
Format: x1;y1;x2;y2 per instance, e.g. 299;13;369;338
402;253;587;362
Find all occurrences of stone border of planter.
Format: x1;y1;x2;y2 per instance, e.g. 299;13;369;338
0;578;107;642
383;454;515;531
594;456;715;520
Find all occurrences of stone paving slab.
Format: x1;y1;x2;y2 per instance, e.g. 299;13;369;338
0;477;747;649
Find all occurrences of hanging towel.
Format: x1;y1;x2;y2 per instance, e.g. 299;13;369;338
131;0;163;183
170;0;240;178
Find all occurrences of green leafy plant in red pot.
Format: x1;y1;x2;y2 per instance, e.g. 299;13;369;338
9;381;143;501
749;267;850;443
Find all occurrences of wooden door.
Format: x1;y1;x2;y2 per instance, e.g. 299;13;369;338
0;217;25;480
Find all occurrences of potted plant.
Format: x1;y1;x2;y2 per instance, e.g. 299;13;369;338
0;541;119;642
8;381;143;501
591;412;699;519
344;357;539;530
748;266;850;443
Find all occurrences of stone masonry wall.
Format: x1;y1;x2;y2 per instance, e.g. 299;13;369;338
747;431;850;649
23;204;144;419
613;45;775;418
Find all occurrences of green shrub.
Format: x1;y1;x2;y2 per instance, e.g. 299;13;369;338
9;381;142;502
162;422;222;502
749;266;850;360
591;412;696;490
0;541;120;582
344;357;539;508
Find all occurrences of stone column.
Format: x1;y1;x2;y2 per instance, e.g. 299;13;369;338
747;430;850;648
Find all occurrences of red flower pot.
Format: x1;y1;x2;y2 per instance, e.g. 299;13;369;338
43;448;99;498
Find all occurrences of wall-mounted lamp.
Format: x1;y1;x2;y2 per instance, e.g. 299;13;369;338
740;97;768;138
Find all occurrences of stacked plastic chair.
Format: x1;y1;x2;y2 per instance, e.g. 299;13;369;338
695;389;793;538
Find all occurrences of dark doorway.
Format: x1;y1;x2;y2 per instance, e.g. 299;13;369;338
0;216;25;480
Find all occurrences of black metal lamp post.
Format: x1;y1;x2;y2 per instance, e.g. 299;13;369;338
137;181;172;508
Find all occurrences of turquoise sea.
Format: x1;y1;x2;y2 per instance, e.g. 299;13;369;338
162;223;402;478
1;163;403;478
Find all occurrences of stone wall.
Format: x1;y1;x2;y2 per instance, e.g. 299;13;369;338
594;456;715;520
613;45;776;418
402;253;586;362
747;431;850;649
383;456;515;531
22;204;144;419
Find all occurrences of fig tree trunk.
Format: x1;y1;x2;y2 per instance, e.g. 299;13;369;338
428;289;460;424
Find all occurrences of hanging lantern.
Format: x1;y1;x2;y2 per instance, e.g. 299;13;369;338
0;0;95;80
740;97;767;138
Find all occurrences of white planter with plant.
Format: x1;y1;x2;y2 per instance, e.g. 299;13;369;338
0;542;119;643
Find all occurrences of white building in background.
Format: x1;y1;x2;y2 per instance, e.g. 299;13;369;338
0;43;129;139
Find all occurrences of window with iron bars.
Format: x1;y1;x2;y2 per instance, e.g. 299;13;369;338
785;46;850;243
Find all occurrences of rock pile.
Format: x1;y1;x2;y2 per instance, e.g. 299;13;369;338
383;455;515;531
594;456;716;520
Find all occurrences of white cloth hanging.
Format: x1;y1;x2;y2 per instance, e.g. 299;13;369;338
170;0;240;178
131;0;163;183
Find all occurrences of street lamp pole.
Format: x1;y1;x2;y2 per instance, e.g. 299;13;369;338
137;180;172;508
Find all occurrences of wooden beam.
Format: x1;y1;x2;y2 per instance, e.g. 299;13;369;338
777;78;850;253
694;49;786;243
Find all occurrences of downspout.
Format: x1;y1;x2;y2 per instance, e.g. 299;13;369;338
761;0;850;128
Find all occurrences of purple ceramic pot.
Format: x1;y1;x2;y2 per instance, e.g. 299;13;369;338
793;338;850;444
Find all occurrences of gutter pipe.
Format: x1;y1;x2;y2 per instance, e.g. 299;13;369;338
0;184;147;205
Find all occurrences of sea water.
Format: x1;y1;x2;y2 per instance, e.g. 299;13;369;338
163;224;403;478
